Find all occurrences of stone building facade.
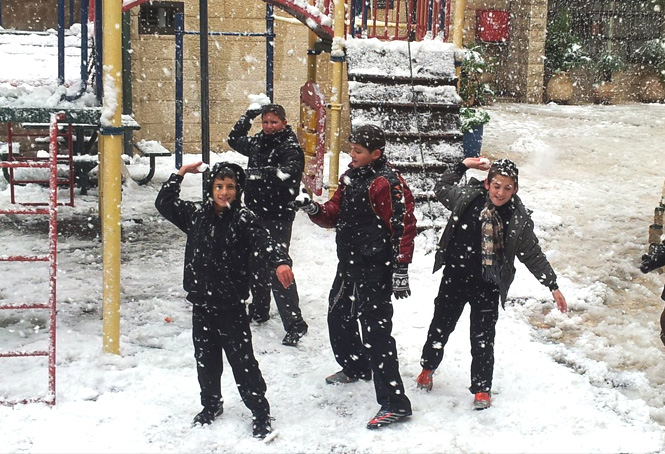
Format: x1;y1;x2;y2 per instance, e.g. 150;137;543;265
1;1;664;153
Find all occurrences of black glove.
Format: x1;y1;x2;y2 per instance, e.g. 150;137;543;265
288;188;319;215
640;243;665;274
392;264;411;299
246;108;262;119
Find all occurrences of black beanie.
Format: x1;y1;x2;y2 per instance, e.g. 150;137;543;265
349;124;386;152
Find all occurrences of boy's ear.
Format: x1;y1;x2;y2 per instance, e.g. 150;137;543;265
371;148;383;161
484;178;490;190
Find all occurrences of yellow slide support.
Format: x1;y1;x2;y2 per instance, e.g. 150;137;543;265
101;0;124;355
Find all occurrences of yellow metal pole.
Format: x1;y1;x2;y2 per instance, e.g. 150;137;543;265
307;26;317;83
328;0;345;198
101;0;124;355
452;0;468;86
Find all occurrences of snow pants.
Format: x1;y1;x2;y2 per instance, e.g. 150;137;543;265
249;219;306;331
420;271;500;394
327;274;412;414
192;302;270;418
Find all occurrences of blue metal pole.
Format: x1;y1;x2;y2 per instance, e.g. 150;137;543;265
95;0;103;103
265;4;274;101
175;13;184;170
58;0;65;85
439;0;446;38
199;0;210;197
427;0;434;34
81;0;89;85
69;0;75;27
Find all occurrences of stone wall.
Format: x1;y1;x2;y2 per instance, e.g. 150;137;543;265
129;0;346;155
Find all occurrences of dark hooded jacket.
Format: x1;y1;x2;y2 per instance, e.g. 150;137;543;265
433;163;558;303
309;154;417;282
155;162;292;310
227;113;304;222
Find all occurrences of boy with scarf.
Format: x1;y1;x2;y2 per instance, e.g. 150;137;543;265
291;124;416;429
416;157;567;410
155;161;294;438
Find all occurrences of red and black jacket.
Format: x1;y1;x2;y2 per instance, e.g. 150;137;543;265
309;155;416;281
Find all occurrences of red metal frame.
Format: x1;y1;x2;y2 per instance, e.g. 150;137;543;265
5;122;75;207
0;112;62;406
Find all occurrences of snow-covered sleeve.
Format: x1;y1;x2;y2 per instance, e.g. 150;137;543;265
434;162;468;210
154;173;198;233
227;113;255;157
240;208;292;268
309;176;344;229
515;217;558;291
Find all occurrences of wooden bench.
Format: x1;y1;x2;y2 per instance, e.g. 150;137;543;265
132;139;171;185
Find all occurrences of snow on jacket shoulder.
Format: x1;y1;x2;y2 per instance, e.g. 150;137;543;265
155;173;292;306
433;164;557;303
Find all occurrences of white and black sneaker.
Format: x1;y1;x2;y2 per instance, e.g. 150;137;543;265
252;415;274;439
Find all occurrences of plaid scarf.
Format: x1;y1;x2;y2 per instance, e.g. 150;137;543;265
480;200;504;285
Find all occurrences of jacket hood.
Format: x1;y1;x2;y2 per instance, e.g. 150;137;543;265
206;162;246;209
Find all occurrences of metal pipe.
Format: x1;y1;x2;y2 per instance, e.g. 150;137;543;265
100;0;124;355
175;13;184;169
328;0;345;198
95;0;103;103
266;4;275;101
58;0;65;85
199;0;210;196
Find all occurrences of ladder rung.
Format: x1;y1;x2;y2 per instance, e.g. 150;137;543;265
0;161;50;169
0;208;49;215
0;396;54;407
0;303;50;310
0;255;49;262
9;179;72;185
0;350;49;358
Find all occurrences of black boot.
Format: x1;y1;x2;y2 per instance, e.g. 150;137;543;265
252;415;273;439
282;321;308;346
192;402;224;426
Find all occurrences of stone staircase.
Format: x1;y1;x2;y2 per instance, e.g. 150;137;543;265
346;38;463;229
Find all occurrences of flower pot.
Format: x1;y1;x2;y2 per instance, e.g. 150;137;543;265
463;124;484;157
639;73;665;103
592;81;614;104
546;72;574;104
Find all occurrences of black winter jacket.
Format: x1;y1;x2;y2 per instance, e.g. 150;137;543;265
227;114;304;222
433;164;558;303
155;173;292;309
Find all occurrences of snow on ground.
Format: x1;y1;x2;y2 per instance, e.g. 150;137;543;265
1;103;665;453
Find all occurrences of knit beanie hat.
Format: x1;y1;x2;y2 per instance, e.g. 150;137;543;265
349;124;386;152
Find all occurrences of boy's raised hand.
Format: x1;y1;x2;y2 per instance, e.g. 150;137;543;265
463;157;491;171
178;161;208;176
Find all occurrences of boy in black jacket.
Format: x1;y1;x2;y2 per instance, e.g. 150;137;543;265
227;103;308;347
416;157;567;410
155;161;294;439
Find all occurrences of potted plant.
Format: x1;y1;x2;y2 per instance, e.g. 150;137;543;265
633;39;665;103
459;45;495;108
460;107;490;158
544;9;591;103
592;52;626;104
458;45;493;157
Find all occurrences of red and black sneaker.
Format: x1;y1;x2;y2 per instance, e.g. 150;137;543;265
473;392;491;410
366;408;411;429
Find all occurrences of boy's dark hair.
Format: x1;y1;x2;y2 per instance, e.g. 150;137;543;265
261;103;287;121
349;124;385;152
488;159;519;185
207;162;246;205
